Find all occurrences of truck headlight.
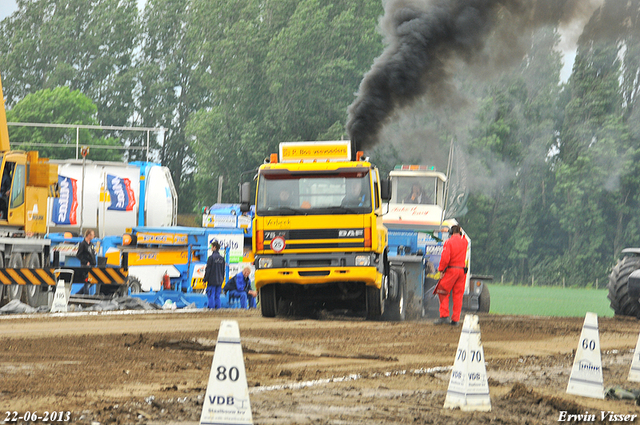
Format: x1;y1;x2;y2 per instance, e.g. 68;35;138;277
259;258;273;268
355;255;370;266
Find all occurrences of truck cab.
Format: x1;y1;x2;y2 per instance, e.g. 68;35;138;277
249;141;391;319
0;153;25;223
391;165;446;206
386;165;448;230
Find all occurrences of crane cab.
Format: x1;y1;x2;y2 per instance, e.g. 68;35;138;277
0;151;56;234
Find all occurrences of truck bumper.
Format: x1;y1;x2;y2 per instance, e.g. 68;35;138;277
255;266;382;290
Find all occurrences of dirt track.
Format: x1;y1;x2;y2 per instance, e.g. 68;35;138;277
2;309;640;424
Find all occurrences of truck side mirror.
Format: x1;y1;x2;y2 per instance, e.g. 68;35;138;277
240;182;251;212
380;178;392;202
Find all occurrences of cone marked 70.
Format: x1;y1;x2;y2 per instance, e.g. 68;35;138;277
443;314;491;411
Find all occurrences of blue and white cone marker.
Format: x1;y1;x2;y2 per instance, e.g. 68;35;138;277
199;320;253;425
50;280;69;313
566;312;604;399
443;314;491;412
628;330;640;382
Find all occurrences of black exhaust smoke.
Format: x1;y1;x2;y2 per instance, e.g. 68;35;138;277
347;0;585;151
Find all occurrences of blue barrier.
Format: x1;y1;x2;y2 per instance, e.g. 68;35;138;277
130;290;208;309
220;292;242;309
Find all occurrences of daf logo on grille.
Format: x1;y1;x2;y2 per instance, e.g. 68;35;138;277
338;229;364;237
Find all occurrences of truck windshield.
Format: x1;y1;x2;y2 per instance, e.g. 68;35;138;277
392;176;437;205
257;172;372;215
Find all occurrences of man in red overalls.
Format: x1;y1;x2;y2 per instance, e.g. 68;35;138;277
434;225;468;326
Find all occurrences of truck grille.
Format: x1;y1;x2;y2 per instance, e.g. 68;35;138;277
297;260;332;267
288;229;345;239
263;228;366;252
299;270;331;277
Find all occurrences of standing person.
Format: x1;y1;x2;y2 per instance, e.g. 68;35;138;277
433;225;468;326
204;240;225;309
227;267;257;309
76;229;97;294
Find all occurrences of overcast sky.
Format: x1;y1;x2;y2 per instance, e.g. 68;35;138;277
0;0;17;21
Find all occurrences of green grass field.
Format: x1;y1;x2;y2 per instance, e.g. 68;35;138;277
488;284;614;318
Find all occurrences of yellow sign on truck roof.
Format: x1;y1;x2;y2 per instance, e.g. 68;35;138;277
279;141;351;163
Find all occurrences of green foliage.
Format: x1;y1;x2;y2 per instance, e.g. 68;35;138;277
6;87;121;161
264;0;380;141
136;0;202;212
547;34;632;286
461;28;564;280
186;0;383;209
0;0;139;130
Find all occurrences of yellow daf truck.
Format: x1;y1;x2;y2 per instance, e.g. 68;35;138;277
240;141;401;319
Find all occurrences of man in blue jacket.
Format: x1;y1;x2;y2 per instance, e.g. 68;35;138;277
204;240;225;309
227;267;257;309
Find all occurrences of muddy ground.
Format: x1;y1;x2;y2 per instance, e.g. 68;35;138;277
2;309;640;424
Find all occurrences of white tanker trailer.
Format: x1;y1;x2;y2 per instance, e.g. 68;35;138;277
48;160;177;237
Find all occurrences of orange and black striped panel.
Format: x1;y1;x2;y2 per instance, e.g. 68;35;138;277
0;267;128;286
0;268;57;286
85;267;128;285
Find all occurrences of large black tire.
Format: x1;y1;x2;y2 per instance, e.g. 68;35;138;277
383;271;406;321
24;253;41;307
99;278;131;297
127;276;143;294
7;253;23;302
366;283;385;320
608;255;640;317
260;284;278;318
109;275;141;298
478;283;490;313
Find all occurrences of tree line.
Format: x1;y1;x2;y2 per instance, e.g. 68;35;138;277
1;0;639;286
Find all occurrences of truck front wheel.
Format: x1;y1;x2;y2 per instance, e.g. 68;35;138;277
366;282;385;320
127;276;143;294
260;284;278;317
